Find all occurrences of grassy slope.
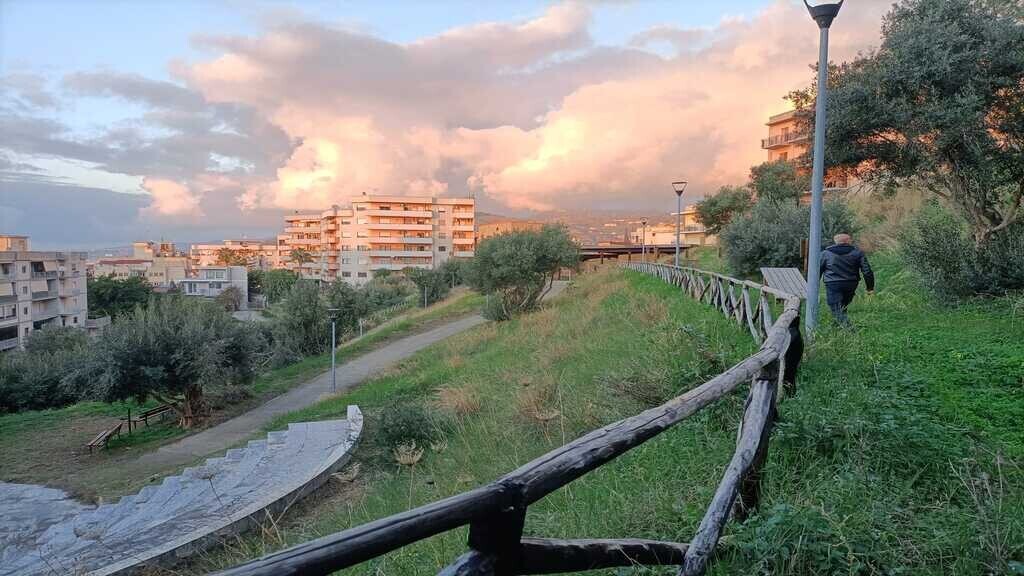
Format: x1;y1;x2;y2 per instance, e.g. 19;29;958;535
193;259;1023;575
0;290;484;497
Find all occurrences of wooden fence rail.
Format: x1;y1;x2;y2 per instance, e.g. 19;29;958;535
216;263;803;576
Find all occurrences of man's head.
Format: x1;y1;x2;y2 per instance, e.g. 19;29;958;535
833;233;853;245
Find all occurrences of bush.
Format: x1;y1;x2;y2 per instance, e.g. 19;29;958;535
0;326;91;413
405;267;451;307
899;202;1024;300
378;401;443;449
720;200;860;276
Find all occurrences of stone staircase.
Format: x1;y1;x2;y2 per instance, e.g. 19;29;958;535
1;405;363;576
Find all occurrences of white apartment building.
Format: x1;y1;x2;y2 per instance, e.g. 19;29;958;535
179;265;249;309
278;195;476;285
92;241;190;286
1;236;89;352
189;239;282;270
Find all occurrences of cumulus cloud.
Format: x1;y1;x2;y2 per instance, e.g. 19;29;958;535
141;177;201;216
178;0;888;214
2;0;892;237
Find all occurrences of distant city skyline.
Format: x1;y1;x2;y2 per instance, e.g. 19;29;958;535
1;0;892;248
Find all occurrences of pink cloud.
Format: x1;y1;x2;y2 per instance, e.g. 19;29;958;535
141;177;202;217
174;0;890;215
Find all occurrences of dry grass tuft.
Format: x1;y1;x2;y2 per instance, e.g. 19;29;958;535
392;441;424;466
446;355;465;370
516;375;561;424
634;294;669;324
434;386;481;416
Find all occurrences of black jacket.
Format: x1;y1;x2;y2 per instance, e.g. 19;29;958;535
819;244;874;290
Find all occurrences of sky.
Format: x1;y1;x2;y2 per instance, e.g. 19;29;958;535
0;0;892;248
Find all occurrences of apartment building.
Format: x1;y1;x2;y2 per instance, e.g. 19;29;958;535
179;265;248;309
92;241;190;286
762;109;853;198
277;196;476;285
0;236;89;352
629;205;717;247
190;239;282;270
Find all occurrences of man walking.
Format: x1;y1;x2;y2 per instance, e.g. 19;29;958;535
819;233;874;327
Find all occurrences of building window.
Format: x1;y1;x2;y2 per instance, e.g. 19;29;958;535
342;220;351;225
21;286;27;295
21;265;27;273
73;317;78;324
439;246;447;252
357;272;367;278
23;307;28;316
438;232;447;239
357;231;368;238
341;271;351;278
342;232;352;238
342;258;352;264
357;218;368;224
342;245;352;251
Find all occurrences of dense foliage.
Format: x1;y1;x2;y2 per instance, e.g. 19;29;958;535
87;276;153;319
71;296;267;427
0;327;90;413
793;0;1024;246
249;269;298;305
720;200;860;276
466;225;578;320
749;160;808;205
695;185;753;235
900;202;1024;301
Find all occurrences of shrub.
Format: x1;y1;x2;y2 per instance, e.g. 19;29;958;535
378;401;443;449
0;326;91;413
899;202;1024;300
466;225;579;320
271;280;329;357
720;200;859;276
405;267;451;307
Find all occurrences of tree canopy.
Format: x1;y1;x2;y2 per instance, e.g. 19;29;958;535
795;0;1024;245
749;160;808;205
466;225;578;320
87;276;153;319
216;248;252;267
695;185;754;235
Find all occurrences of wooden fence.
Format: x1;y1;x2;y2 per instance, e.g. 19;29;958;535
216;263;803;576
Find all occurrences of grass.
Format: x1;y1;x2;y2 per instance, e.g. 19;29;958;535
190;257;1023;575
0;289;485;498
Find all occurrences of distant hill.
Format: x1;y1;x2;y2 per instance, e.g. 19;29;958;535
475;211;519;225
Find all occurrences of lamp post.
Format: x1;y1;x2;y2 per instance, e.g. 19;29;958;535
640;218;648;263
327;307;340;393
803;0;843;336
671;181;688;267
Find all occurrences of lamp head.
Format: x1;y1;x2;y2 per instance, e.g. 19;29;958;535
671;181;688;196
804;0;843;29
641;218;648;226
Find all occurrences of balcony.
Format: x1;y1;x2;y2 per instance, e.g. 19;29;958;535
32;289;58;300
31;270;58;279
369;250;433;258
452;237;475;245
453;251;474;258
367;223;433;231
368;236;432;245
369;262;431;271
284;225;319;233
0;336;19;351
451;225;474;232
364;209;433;218
761;131;808;149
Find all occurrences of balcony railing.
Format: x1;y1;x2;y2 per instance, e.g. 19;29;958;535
760;131;808;149
0;336;19;351
31;270;58;279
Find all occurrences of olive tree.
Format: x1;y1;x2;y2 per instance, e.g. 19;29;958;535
466;225;578;320
793;0;1024;246
695;186;754;235
72;296;264;428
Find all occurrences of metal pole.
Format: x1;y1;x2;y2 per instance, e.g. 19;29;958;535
805;25;830;336
331;318;336;393
675;194;681;267
641;222;647;264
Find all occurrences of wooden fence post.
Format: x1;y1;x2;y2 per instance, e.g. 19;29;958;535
465;491;526;576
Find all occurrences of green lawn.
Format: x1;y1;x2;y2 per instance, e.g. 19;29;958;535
190;258;1023;575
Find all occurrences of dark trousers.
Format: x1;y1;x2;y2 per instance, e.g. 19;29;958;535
825;281;858;327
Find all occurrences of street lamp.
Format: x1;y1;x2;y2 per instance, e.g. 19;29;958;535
640;218;648;264
671;181;688;267
803;0;843;336
327;307;340;393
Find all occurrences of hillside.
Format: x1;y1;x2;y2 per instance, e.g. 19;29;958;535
194;258;1023;575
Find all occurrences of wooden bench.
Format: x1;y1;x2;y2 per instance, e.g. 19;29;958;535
123;404;174;432
760;267;807;299
86;421;123;453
